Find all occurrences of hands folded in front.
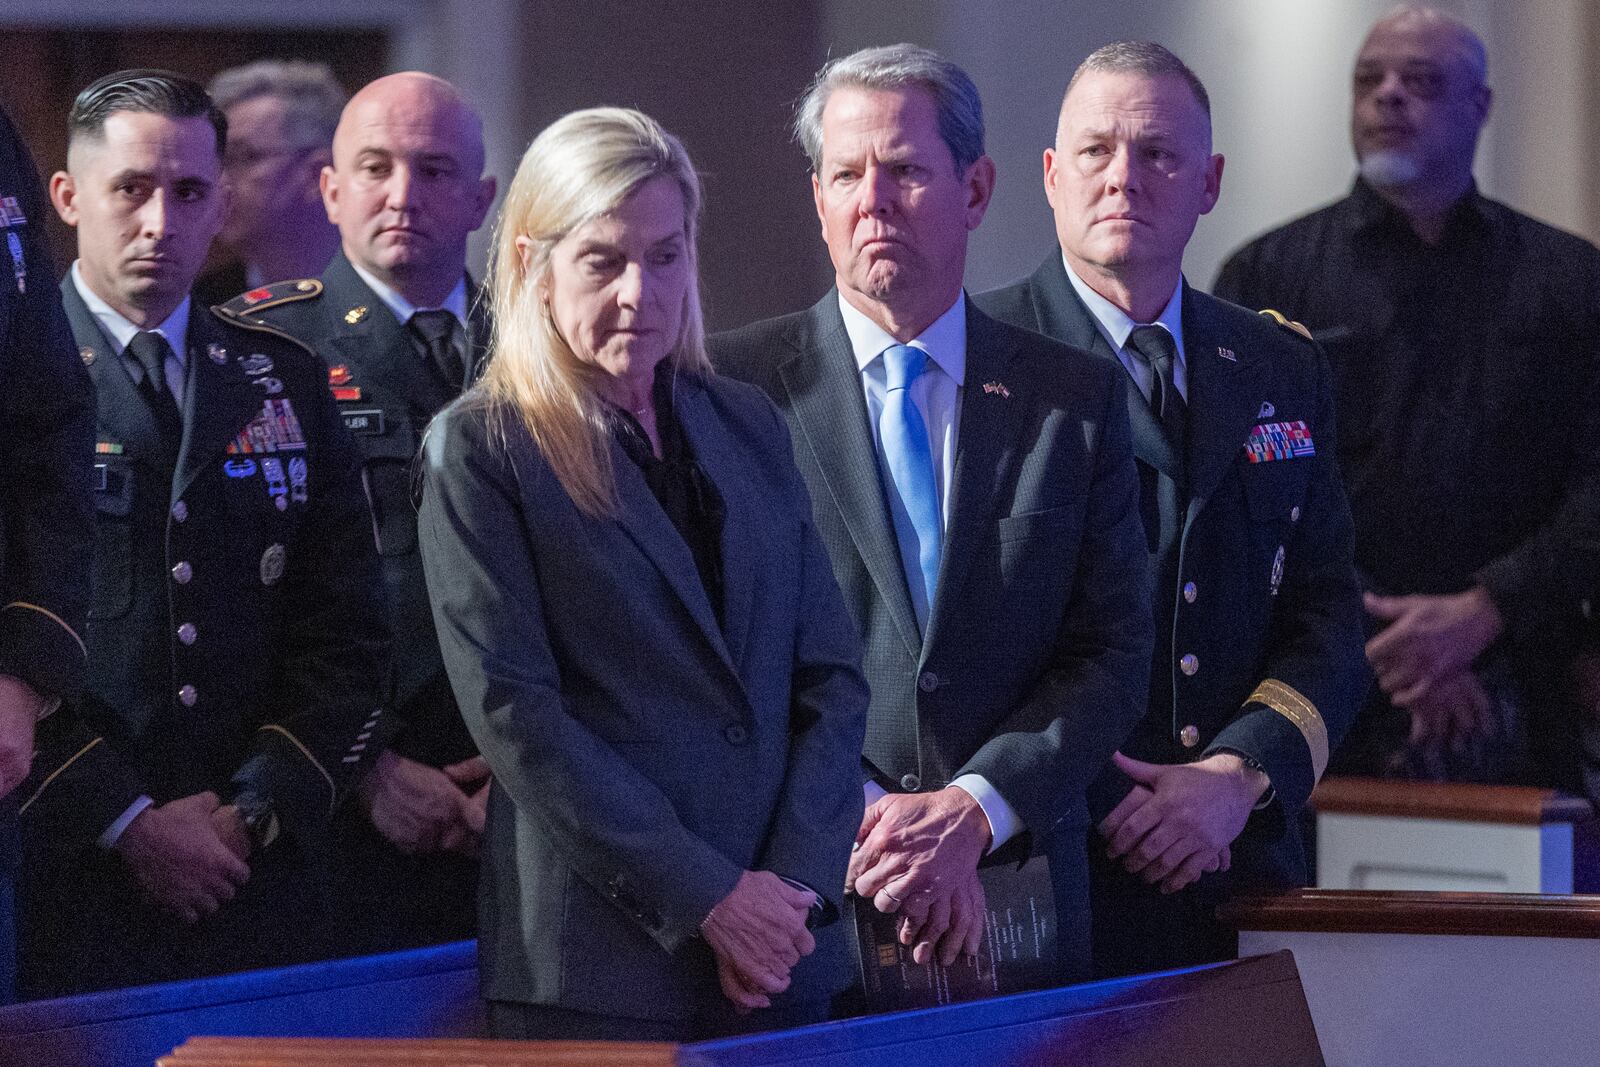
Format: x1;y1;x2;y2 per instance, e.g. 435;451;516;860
847;786;991;968
700;870;818;1012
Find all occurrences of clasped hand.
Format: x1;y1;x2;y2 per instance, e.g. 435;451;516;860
846;787;990;967
115;791;252;924
1098;752;1267;894
701;870;817;1012
361;750;490;856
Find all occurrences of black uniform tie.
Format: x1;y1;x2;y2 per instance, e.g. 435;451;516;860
1126;324;1187;454
408;309;465;392
126;330;182;446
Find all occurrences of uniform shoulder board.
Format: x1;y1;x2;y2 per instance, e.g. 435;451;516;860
1257;308;1314;341
218;278;323;316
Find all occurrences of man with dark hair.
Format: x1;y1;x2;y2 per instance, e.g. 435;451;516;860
232;71;496;953
196;60;346;306
17;68;387;996
0;104;95;1004
977;40;1365;976
1214;8;1600;794
715;44;1154;984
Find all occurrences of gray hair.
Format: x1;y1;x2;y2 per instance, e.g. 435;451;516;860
1067;41;1211;118
208;59;346;148
794;43;985;174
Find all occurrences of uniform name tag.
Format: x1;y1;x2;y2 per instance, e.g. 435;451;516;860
341;408;386;436
1244;420;1315;463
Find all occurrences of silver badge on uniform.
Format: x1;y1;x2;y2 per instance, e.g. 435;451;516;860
252;376;285;395
239;353;274;376
260;543;287;586
1270;544;1286;596
261;457;289;510
289;456;308;503
207;343;228;365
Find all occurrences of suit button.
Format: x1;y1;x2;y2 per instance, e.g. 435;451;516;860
1182;581;1197;604
172;561;192;584
1290;506;1301;522
900;773;921;792
176;623;197;645
177;684;198;707
1179;653;1199;676
918;671;939;693
171;500;188;523
1179;724;1200;748
723;723;748;745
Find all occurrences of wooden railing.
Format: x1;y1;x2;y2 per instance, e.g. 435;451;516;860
1221;887;1600;937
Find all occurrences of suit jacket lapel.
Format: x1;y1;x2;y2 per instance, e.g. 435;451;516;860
921;299;1022;651
174;308;276;500
1029;253;1185;483
606;400;739;680
60;280;163;462
673;380;755;671
1181;286;1268;515
777;293;922;659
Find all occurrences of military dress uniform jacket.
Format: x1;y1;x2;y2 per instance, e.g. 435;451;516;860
712;294;1155;981
231;253;489;767
978;255;1368;889
22;279;389;855
0;105;94;1002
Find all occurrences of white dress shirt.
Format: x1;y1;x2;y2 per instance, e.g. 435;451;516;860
349;260;469;333
72;260;190;403
836;292;1020;853
1062;255;1188;403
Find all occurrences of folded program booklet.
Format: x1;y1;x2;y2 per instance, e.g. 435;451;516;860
849;854;1056;1011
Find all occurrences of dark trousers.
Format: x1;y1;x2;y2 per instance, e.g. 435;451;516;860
326;804;477;957
488;995;831;1043
18;832;335;999
1086;830;1235;980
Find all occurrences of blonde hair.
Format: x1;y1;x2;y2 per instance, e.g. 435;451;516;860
479;107;711;517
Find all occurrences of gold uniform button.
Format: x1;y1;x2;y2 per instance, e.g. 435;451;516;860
1182;581;1197;604
1180;653;1199;676
171;500;188;523
172;561;192;584
1179;724;1200;748
177;623;197;645
1290;505;1301;522
177;684;198;707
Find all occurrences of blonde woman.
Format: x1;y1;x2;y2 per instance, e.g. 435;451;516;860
417;108;868;1041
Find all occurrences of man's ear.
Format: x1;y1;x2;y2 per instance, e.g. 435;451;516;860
49;171;79;227
320;165;340;225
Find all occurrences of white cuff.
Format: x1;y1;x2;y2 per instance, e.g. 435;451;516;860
949;774;1020;853
99;795;154;849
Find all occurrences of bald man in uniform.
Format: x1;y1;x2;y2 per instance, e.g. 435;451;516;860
231;72;497;951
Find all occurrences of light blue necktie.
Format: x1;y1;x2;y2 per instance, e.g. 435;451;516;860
880;343;942;632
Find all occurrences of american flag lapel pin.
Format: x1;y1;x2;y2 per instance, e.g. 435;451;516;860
1217;346;1237;362
982;380;1011;398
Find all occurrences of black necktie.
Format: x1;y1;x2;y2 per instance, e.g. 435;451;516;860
126;331;182;448
408;309;464;393
1126;324;1187;455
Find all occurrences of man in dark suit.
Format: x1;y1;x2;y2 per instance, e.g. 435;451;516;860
977;41;1366;977
232;71;496;952
713;44;1154;984
17;69;386;996
0;105;95;1004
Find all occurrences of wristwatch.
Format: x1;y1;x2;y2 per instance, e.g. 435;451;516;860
233;790;280;852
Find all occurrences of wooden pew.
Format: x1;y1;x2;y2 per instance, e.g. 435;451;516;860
1224;889;1600;1067
0;940;482;1067
1312;776;1596;892
155;951;1323;1067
